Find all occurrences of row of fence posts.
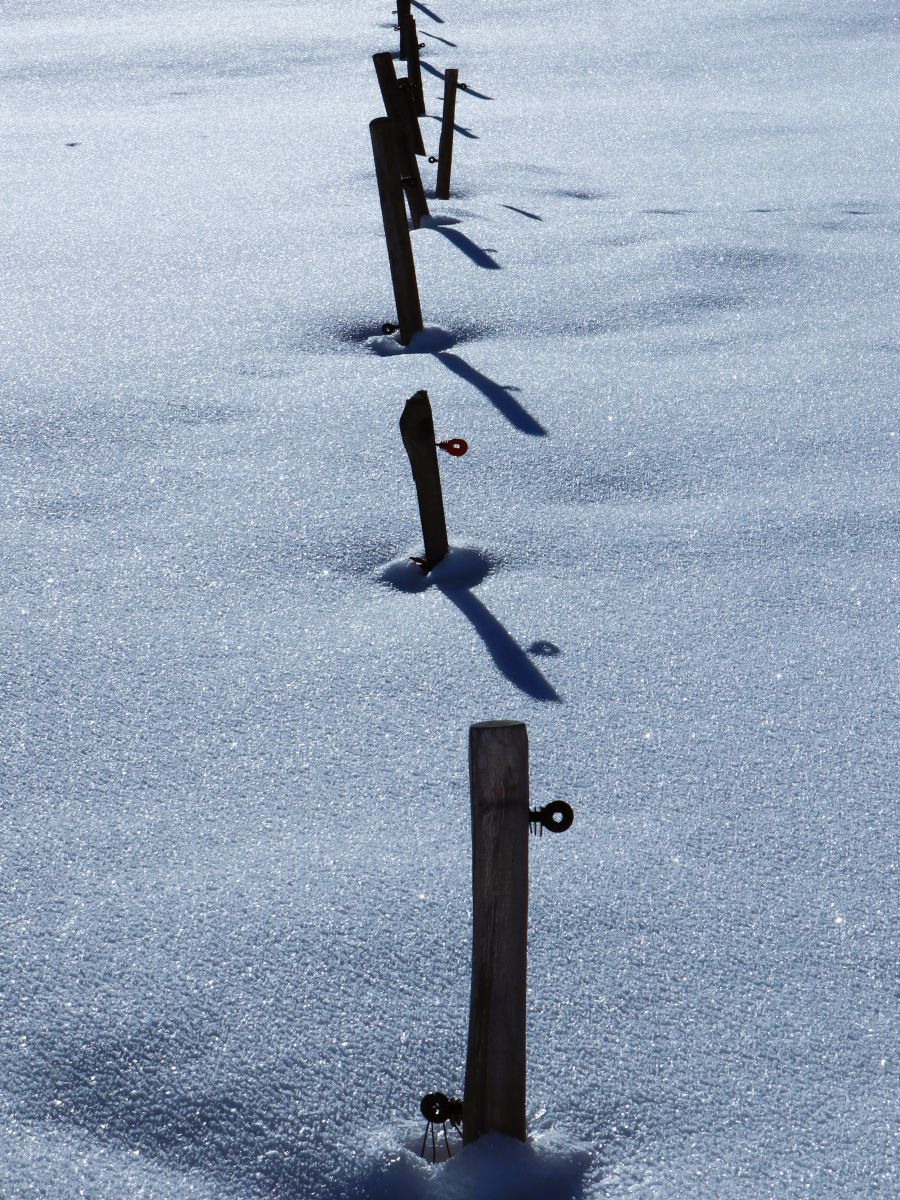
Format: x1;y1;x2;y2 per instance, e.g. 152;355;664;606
364;4;575;1158
370;7;460;348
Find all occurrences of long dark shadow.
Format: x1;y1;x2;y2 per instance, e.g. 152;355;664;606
458;82;493;100
430;225;500;269
501;204;543;221
434;352;547;437
421;29;457;47
439;587;560;702
420;60;446;80
425;106;479;138
411;0;445;22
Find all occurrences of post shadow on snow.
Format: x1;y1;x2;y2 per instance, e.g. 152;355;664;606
440;585;560;702
421;29;457;47
458;82;493;100
427;223;500;269
501;204;543;221
424;107;480;139
412;0;444;22
380;550;560;703
434;351;547;436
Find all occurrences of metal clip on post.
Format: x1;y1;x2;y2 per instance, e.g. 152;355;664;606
419;1092;464;1162
529;800;575;837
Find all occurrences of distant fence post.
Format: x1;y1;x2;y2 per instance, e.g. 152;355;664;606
397;0;412;60
463;721;530;1145
435;68;459;200
399;389;449;570
403;16;426;116
370;118;424;346
397;77;426;157
373;53;429;225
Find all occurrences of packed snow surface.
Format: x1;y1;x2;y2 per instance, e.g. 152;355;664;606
1;1;897;1197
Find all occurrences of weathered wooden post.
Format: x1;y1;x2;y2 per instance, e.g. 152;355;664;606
399;389;450;571
403;16;426;116
435;68;459;200
370;117;423;345
372;53;429;225
416;726;574;1158
463;721;530;1144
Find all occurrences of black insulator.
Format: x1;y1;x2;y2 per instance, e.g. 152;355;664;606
531;800;574;834
420;1092;451;1123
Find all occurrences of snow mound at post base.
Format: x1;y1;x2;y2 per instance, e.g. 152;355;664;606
378;546;498;593
366;325;458;356
360;1129;593;1200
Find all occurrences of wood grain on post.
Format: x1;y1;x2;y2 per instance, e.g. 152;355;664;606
404;16;426;116
464;721;529;1145
435;68;459;200
369;118;423;346
399;389;449;570
373;53;429;224
397;0;411;60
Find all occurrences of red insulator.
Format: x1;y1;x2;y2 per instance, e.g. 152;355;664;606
437;438;468;457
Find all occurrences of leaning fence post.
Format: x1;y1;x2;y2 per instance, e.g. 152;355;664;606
399;389;449;571
403;16;426;116
373;53;429;225
370;117;424;346
463;721;530;1145
435;68;459;200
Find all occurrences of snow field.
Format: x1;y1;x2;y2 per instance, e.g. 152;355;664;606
1;2;897;1198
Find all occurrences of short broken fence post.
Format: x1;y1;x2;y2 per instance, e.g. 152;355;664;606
399;389;450;571
403;16;426;116
370;117;424;346
373;53;429;225
435;68;459;200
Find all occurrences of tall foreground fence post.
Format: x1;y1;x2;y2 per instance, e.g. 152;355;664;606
370;117;423;345
416;726;574;1157
463;721;530;1144
435;68;459;200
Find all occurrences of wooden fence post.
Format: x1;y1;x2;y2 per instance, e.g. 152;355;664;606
397;0;411;60
464;721;530;1145
370;117;424;346
373;53;429;225
403;16;426;116
396;77;426;157
399;389;449;570
435;68;459;200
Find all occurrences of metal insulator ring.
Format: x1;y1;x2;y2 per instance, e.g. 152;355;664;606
420;1092;451;1123
531;800;574;834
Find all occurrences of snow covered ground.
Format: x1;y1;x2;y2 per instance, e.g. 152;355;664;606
1;1;897;1196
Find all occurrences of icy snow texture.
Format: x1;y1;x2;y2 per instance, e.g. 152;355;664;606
0;1;897;1197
